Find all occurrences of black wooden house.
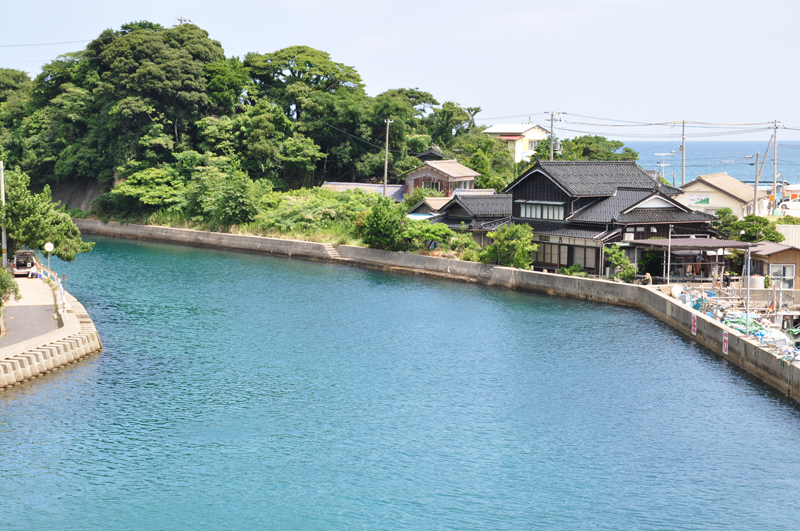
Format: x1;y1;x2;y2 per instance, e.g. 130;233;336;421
502;161;718;273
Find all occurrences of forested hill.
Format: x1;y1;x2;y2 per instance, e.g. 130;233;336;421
0;21;518;193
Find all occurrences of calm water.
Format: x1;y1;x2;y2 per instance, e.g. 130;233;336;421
2;238;800;530
628;140;800;187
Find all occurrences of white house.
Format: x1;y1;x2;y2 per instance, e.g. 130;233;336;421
677;172;768;217
482;124;549;163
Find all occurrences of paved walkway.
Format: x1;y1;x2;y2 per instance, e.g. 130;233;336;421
0;277;59;348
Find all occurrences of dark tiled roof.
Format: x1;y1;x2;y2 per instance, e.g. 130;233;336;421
518;219;609;239
658;184;683;196
322;182;405;202
441;194;512;217
614;209;717;224
506;160;662;197
569;189;653;223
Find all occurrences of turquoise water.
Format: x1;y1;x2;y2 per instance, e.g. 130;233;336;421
2;237;800;530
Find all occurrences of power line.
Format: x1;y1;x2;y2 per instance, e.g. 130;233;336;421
0;39;92;48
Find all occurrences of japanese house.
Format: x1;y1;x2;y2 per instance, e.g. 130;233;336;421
503;161;719;274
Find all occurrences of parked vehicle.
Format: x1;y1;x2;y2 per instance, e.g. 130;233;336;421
11;251;37;276
780;198;800;214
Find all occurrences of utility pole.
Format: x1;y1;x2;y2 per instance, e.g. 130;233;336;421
681;120;686;185
0;161;5;269
772;120;779;214
549;111;561;161
383;119;394;197
747;153;760;215
654;151;675;180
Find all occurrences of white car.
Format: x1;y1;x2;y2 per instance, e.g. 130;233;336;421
780;198;800;214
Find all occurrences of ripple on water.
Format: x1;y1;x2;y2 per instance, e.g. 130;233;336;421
1;237;800;530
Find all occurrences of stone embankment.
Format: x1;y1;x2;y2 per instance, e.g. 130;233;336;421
0;289;102;389
75;220;800;403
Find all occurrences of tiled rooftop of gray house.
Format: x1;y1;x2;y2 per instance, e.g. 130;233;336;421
614;209;718;224
568;189;654;223
507;161;672;197
442;194;512;217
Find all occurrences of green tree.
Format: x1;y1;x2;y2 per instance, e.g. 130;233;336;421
2;168;94;261
245;45;364;120
479;223;537;268
712;207;739;238
531;135;638;163
604;244;635;282
360;197;406;251
737;214;784;243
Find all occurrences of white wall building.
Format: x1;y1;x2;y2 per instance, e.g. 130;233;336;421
482;124;549;163
677;172;768;217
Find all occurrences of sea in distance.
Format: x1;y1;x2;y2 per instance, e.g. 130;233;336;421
624;140;800;188
2;237;800;530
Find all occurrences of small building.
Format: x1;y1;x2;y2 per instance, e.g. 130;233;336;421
749;241;800;290
407;196;452;215
677;172;768;217
404;160;480;198
482;123;550;163
321;182;405;202
431;194;512;246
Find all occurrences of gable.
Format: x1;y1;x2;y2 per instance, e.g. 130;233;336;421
634;196;676;209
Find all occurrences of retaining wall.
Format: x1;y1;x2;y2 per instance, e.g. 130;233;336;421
75;219;338;261
0;291;103;388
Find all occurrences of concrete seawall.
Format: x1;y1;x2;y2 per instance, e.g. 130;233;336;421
0;290;103;388
75;220;800;402
75;219;340;261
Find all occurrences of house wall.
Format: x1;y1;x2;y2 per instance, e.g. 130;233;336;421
484;128;548;162
406;168;472;197
768;249;800;288
676;182;752;217
510;171;573;218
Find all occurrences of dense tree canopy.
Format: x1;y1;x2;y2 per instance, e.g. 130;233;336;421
0;20;639;234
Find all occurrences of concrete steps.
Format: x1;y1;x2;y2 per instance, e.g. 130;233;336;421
321;243;342;260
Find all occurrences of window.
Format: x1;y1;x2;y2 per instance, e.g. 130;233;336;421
453;181;473;190
519;202;564;220
769;264;795;290
529;140;537;150
421;181;441;191
535;243;567;266
636;227;645;232
573;247;597;270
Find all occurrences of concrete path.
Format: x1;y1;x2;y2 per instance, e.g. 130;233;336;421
0;277;58;348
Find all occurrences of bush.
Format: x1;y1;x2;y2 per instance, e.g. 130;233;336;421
559;263;588;277
400;220;454;252
361;197;407;251
479;223;537;269
0;267;20;309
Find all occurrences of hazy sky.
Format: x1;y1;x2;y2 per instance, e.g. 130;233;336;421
2;0;798;141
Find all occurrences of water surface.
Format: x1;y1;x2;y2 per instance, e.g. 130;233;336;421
1;237;799;530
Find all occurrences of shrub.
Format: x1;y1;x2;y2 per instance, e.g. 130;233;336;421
479;223;537;269
559;263;588;277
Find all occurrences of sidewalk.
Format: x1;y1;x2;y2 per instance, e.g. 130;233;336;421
0;277;59;348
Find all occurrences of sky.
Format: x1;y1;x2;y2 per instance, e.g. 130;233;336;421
2;0;799;142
